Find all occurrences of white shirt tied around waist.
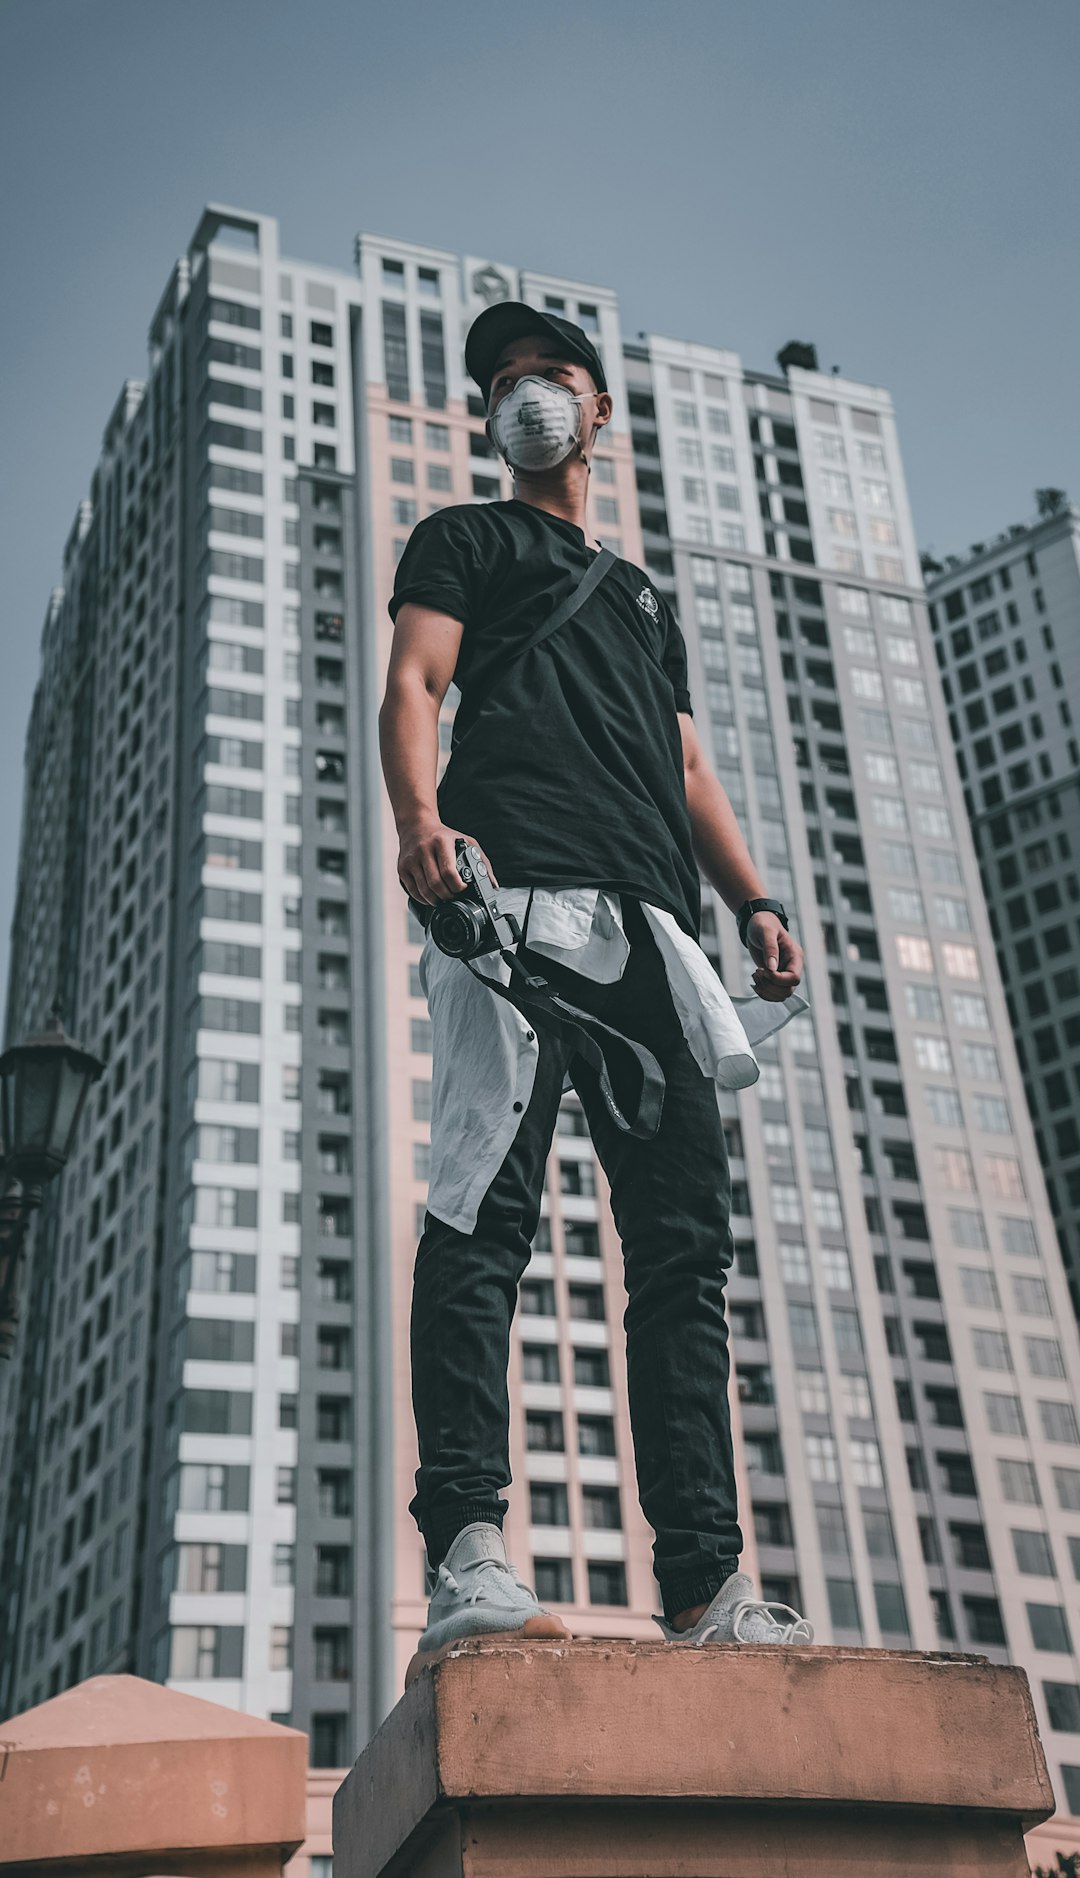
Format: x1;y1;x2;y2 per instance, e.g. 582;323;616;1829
419;886;810;1235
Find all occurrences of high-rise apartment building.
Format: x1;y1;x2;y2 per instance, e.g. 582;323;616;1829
923;508;1080;1316
3;204;1080;1824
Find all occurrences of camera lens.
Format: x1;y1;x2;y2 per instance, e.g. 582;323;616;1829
430;902;484;959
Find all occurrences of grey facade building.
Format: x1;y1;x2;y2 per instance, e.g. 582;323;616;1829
3;204;1080;1824
624;336;1080;1817
0;209;391;1757
924;508;1080;1316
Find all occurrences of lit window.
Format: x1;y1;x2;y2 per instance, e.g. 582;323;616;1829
885;635;920;667
935;1146;975;1192
849;1439;882;1487
913;1034;953;1074
779;1242;810;1285
942;943;980;980
866;752;900;786
851;668;885;701
811;1189;844;1231
821;1247;851;1290
896;935;933;972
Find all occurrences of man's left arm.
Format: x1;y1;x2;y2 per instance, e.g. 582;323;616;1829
679;712;804;1003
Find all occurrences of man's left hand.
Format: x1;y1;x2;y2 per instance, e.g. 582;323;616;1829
747;913;804;1002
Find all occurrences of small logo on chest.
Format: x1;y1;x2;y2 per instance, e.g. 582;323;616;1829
636;587;659;619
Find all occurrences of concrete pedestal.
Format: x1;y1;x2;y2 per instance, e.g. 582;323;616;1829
0;1673;308;1877
333;1639;1053;1878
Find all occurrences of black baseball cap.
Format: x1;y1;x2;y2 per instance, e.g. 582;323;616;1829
465;300;608;405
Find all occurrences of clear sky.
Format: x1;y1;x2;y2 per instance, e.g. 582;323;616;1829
2;0;1077;1009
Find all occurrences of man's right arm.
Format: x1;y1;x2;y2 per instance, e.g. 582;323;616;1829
379;601;498;905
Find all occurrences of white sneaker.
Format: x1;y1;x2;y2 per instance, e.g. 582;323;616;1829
653;1571;814;1645
414;1522;571;1660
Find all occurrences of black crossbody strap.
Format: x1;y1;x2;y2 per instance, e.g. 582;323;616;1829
507;546;617;670
465;950;665;1141
452;548;616;750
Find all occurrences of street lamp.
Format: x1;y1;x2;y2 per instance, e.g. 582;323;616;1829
0;1003;104;1358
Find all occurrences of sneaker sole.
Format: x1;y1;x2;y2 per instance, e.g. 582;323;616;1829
404;1612;571;1690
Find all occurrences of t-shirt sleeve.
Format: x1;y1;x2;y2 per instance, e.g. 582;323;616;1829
387;511;488;627
658;596;693;715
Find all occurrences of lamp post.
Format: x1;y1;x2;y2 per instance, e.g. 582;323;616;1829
0;1003;104;1358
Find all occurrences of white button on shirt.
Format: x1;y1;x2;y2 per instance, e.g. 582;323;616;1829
419;887;810;1235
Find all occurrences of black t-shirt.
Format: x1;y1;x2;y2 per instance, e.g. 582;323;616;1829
388;498;700;938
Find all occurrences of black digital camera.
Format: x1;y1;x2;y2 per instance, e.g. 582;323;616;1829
426;840;523;961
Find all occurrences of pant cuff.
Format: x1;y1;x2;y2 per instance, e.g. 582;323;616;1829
657;1558;740;1621
424;1502;507;1568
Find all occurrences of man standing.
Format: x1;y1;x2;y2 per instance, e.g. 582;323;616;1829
380;301;813;1676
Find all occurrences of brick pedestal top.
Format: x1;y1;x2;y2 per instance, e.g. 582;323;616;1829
334;1640;1054;1878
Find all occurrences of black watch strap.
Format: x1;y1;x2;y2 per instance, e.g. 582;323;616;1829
737;897;790;949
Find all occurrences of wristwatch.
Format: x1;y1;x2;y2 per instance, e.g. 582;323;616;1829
736;897;790;950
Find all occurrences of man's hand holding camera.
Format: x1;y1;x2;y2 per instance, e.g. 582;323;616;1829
397;819;500;908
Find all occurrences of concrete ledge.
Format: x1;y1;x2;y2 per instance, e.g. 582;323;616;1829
0;1674;308;1875
333;1639;1054;1878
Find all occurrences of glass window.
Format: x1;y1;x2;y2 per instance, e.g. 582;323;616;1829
534;1557;573;1603
851;668;885;701
849;1438;883;1487
1027;1337;1065;1379
999;1458;1040;1505
797;1371;829;1414
1001;1217;1038;1258
896;935;933;972
826;1578;861;1629
949;1208;987;1249
780;1242;810;1285
1013;1275;1050;1316
962;1042;1000;1081
805;1434;839;1482
1029;1604;1072;1652
1041;1401;1080;1445
1043;1683;1080;1732
771;1184;803;1224
972;1328;1012;1370
985;1392;1026;1437
1013;1529;1054;1575
952;992;990;1030
913;1034;953;1074
943;943;980;981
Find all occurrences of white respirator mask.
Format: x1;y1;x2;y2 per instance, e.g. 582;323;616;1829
488;375;595;474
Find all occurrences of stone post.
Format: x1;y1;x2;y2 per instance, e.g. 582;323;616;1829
0;1673;308;1877
333;1638;1054;1878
